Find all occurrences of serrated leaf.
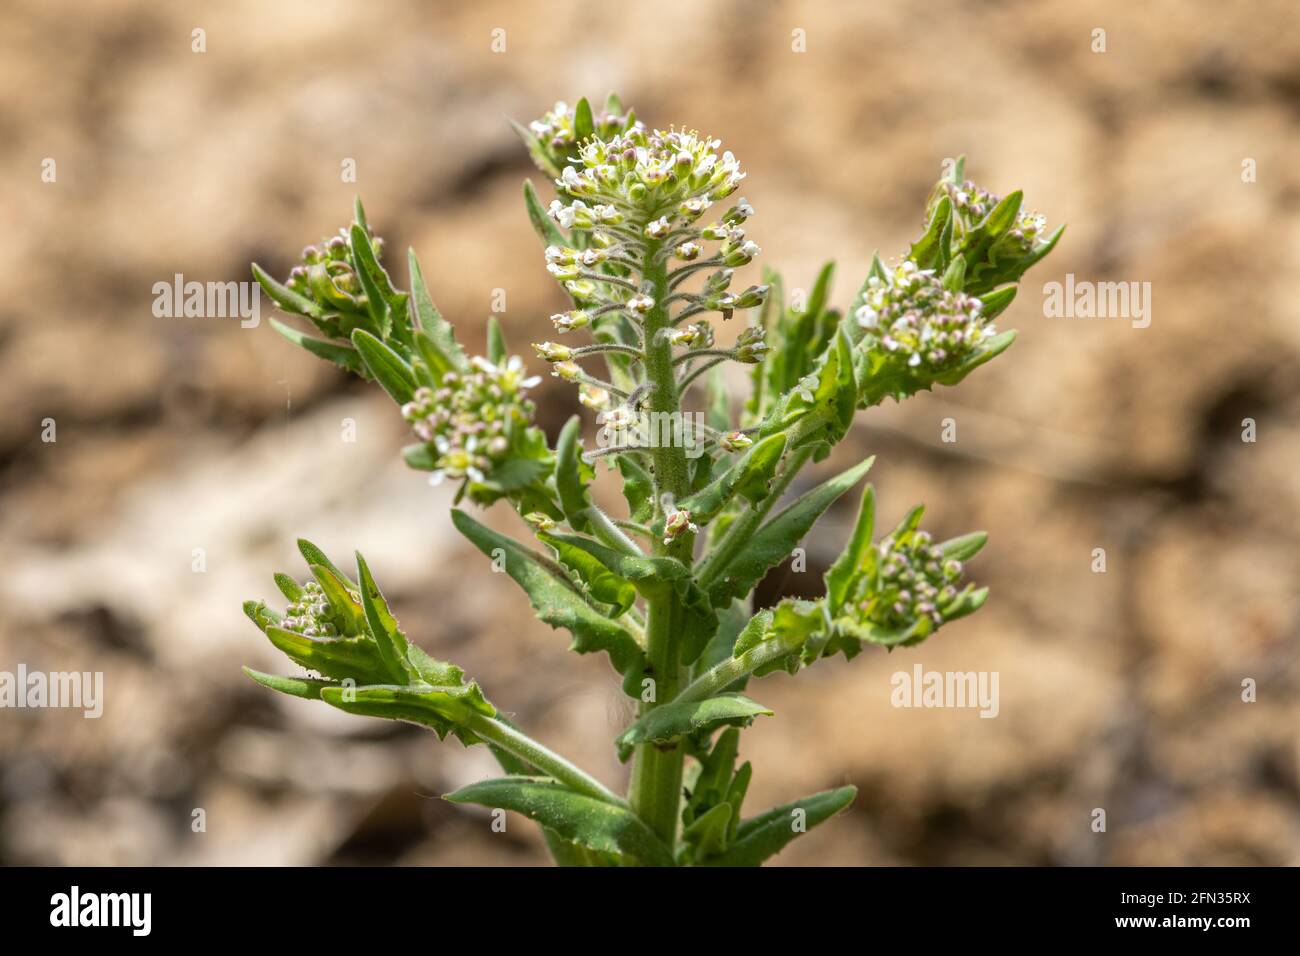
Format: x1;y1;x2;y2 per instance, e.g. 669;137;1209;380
351;329;416;404
451;509;646;694
708;456;875;607
538;531;638;616
445;776;673;866
615;694;772;762
700;785;856;866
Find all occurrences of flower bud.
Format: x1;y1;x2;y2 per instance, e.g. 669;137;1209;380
523;512;556;531
533;342;573;362
722;240;761;267
675;241;702;260
627;293;655;314
663;508;698;545
732;284;769;308
552;360;582;381
579;384;611;410
734;326;769;363
551;310;590;333
644;217;671;239
719;431;753;452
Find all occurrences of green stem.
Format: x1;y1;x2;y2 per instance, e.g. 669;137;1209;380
584;506;644;556
462;711;624;806
673;634;799;706
626;237;691;851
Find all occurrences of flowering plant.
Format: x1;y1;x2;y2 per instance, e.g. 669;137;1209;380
245;94;1061;866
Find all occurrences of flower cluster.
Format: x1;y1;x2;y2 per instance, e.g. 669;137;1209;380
855;261;992;371
400;356;541;486
862;529;965;630
555;127;746;210
282;580;341;637
529;100;640;153
285;227;384;315
940;179;999;223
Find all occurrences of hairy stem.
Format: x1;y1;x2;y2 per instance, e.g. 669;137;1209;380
461;710;625;805
626;236;692;851
672;634;800;706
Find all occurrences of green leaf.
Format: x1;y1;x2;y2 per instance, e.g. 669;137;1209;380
538;531;638;616
263;625;388;684
909;195;951;270
351;328;417;404
978;285;1017;320
617;456;654;524
273;573;303;602
269;318;364;374
682;803;732;860
573;97;594;142
824;484;875;616
445;776;674;866
486;314;508;366
708;456;875;607
252;262;325;320
705;364;731;433
349;223;391;335
700;785;857;867
408;250;469;373
241;666;331;701
297;538;356;588
451;509;646;695
523;179;567;249
615;694;772;762
940;531;988;562
555;416;594;532
934;330;1015;387
307;563;364;637
319;682;494;744
354;552;419;682
680;432;787;524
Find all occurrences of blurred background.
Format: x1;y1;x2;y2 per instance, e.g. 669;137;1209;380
2;0;1298;866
